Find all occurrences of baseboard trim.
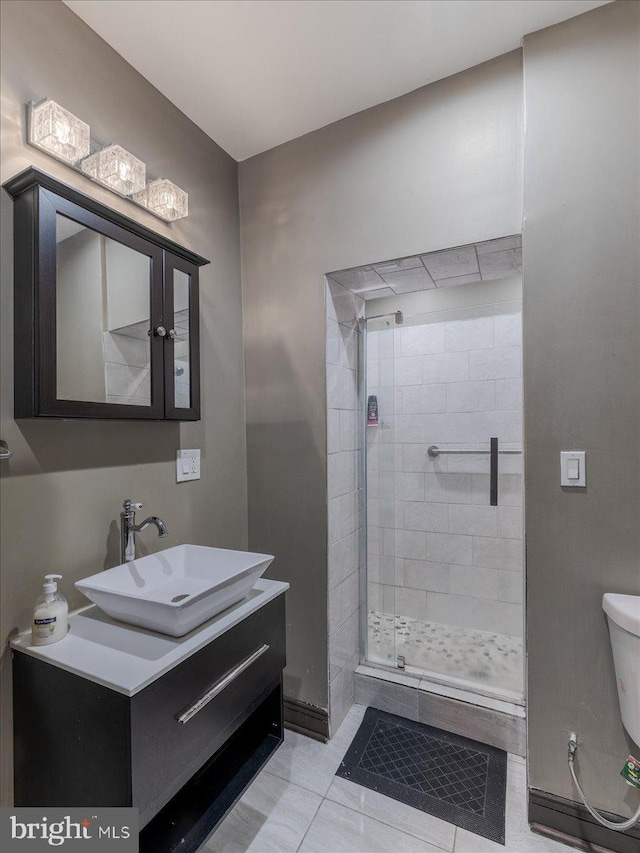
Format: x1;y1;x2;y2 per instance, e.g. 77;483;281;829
529;788;640;853
283;697;329;743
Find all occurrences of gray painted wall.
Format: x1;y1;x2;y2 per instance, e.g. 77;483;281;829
3;0;633;823
0;0;247;805
523;1;640;816
240;50;524;710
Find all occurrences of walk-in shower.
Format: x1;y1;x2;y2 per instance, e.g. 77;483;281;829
326;235;524;724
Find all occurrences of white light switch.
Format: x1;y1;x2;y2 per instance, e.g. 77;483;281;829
177;449;200;482
561;451;586;487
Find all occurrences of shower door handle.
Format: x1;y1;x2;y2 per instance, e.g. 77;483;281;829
490;437;498;506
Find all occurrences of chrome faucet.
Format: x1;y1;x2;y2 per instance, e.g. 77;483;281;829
120;499;168;563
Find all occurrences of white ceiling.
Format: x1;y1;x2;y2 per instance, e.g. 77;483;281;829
63;0;609;161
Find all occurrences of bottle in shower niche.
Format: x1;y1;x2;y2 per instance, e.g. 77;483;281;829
367;395;379;426
31;574;68;645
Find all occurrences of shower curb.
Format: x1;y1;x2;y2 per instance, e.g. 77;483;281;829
354;667;526;756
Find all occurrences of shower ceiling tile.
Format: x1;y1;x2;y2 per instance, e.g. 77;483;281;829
476;235;521;255
421;246;479;280
435;273;482;288
384;267;435;294
328;266;384;291
362;287;395;300
478;248;522;281
337;233;522;302
372;256;423;275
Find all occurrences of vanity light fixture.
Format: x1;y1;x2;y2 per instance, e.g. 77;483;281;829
29;98;90;165
26;98;188;222
80;143;146;196
132;178;188;222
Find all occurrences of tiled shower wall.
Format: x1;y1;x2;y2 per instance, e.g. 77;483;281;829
326;279;364;732
103;331;151;405
366;303;524;679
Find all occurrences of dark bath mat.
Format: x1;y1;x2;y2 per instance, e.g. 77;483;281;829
336;707;507;845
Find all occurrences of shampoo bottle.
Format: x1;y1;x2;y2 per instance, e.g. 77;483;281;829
32;574;68;646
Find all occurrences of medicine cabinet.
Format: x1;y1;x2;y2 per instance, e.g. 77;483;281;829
4;168;209;420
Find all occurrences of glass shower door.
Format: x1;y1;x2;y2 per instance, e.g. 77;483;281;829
365;308;525;699
365;318;399;668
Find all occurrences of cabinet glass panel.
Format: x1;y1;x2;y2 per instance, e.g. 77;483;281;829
55;213;152;405
173;268;191;409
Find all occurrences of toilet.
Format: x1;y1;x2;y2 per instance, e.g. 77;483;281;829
603;593;640;747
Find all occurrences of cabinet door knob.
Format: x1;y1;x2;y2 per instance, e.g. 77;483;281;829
154;326;167;337
169;329;178;340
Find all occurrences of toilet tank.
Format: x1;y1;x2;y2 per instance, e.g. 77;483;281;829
603;593;640;747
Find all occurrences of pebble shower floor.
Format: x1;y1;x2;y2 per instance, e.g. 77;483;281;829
368;611;523;694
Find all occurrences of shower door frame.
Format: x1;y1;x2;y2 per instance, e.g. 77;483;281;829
358;316;369;670
358;312;526;708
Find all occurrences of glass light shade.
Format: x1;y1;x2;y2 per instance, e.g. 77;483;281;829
132;178;188;221
81;144;146;195
29;99;90;164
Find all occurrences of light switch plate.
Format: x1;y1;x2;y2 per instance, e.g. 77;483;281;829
561;451;586;487
177;449;200;482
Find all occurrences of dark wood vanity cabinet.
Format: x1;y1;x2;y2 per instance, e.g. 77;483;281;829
13;594;286;853
4;167;208;421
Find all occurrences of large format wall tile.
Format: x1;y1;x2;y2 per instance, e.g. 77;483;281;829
350;306;524;695
364;306;524;679
445;316;494;352
423;351;469;384
418;690;526;755
326;280;364;732
398;324;445;357
354;673;420;721
469;346;520;380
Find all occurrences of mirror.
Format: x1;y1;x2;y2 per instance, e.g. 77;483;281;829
55;214;152;405
173;269;191;409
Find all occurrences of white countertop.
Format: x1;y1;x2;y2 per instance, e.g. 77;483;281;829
11;579;289;697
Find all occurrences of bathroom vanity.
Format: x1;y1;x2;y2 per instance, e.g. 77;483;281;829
11;579;288;852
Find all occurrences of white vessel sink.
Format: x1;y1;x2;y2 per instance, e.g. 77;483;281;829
75;545;274;637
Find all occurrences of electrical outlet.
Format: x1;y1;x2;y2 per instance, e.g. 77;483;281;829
176;449;200;482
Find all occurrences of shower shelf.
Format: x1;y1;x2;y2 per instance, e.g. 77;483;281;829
427;445;522;458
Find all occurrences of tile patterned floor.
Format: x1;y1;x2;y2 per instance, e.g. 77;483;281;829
201;704;574;853
368;611;524;694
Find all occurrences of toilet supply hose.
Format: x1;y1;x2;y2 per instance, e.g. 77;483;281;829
568;734;640;831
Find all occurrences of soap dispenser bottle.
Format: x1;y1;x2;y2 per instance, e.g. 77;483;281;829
32;574;68;645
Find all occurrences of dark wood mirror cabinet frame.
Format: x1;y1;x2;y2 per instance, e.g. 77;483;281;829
3;167;209;421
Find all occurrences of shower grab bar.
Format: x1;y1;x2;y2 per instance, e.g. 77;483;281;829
490;437;498;506
427;445;521;458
